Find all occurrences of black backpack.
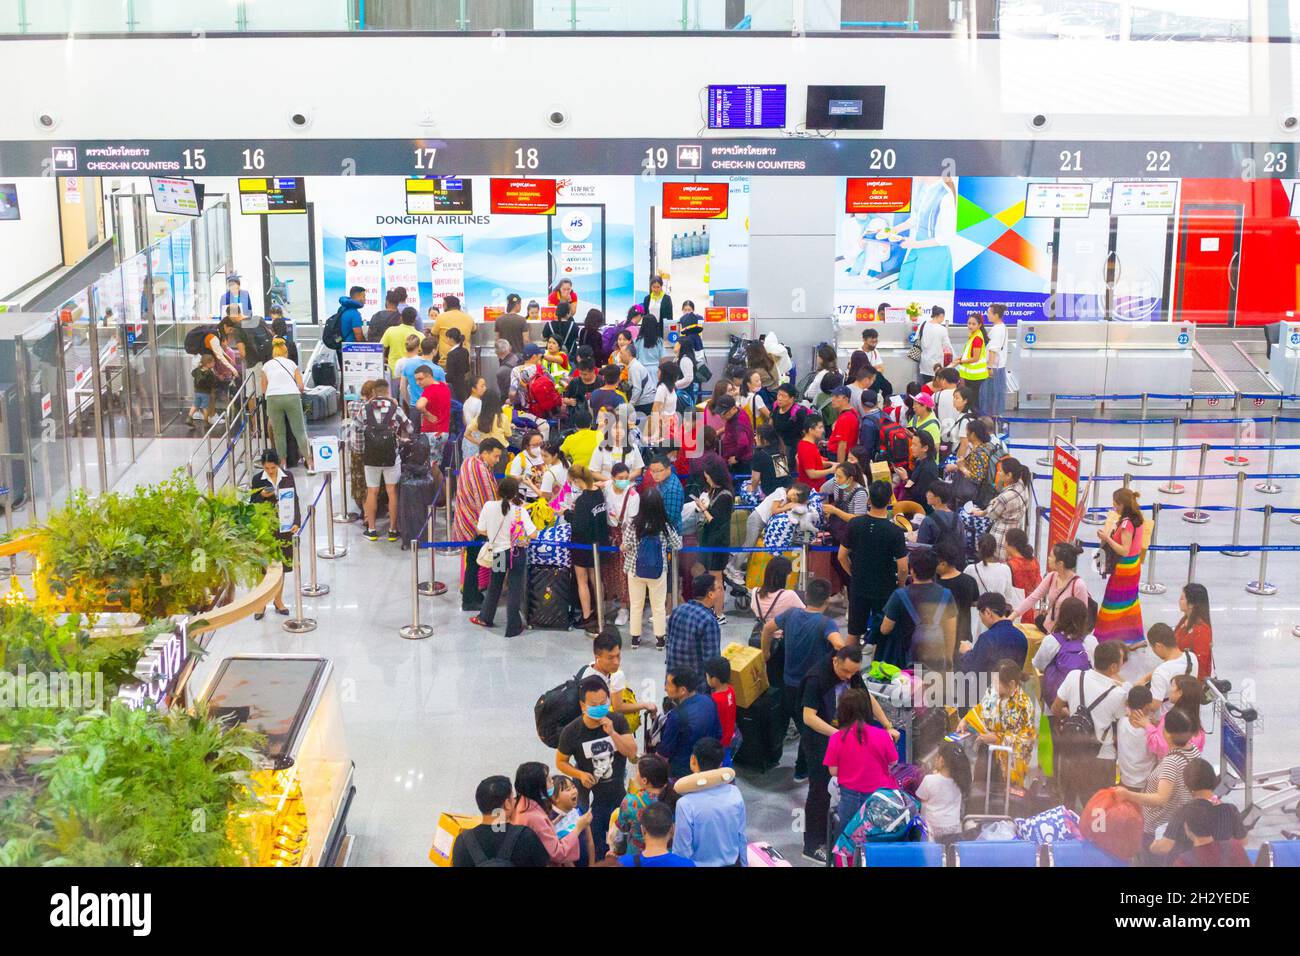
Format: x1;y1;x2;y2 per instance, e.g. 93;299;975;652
460;826;521;868
184;324;221;356
243;321;274;364
1057;671;1116;760
974;447;1012;508
322;307;345;351
534;666;601;749
362;401;400;467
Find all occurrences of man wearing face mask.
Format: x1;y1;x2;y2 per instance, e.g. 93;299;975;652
556;677;638;861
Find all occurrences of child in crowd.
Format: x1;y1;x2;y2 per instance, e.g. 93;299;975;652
548;775;592;866
1115;707;1202;846
189;353;218;429
1145;674;1206;758
977;660;1036;788
705;657;739;766
917;741;970;844
1117;685;1160;790
1003;529;1042;625
612;754;670;856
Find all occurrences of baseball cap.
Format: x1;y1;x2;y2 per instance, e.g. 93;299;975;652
523;344;545;358
861;388;880;408
914;392;935;410
830;386;852;399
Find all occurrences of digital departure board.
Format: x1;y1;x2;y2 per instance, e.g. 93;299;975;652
707;85;787;130
406;176;473;214
238;176;307;214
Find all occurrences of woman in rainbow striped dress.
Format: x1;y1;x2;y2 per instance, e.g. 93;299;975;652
1094;488;1146;647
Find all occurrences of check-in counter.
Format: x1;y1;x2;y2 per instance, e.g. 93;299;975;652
1269;321;1300;395
832;318;942;389
1015;320;1195;409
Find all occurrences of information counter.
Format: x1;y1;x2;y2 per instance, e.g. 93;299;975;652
1269;321;1300;396
1015;320;1195;409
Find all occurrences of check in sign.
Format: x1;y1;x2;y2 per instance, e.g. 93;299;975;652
312;436;340;473
1048;441;1080;551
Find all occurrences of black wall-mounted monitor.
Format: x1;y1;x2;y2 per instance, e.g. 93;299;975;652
150;176;202;217
806;85;886;130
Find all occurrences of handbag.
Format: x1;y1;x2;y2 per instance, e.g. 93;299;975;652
906;322;924;363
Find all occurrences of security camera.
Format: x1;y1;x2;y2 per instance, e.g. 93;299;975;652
1280;113;1298;133
287;109;313;130
34;110;59;131
1027;113;1050;132
546;107;569;130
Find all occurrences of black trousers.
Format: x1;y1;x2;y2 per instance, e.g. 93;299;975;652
783;684;806;776
461;539;486;611
479;548;527;637
802;731;831;854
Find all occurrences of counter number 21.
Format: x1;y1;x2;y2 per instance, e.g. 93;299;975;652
1059;149;1082;172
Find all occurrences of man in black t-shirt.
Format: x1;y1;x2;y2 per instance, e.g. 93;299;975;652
367;289;402;343
556;676;638;860
450;775;550;867
563;360;601;414
839;480;908;641
770;385;810;473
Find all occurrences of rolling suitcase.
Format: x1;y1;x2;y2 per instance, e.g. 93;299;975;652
732;685;785;773
311;361;338;388
396;437;436;547
528;565;573;630
304;384;340;421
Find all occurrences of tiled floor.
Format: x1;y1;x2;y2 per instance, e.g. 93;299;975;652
86;403;1300;865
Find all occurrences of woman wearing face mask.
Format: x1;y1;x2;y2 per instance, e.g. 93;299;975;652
507;429;547;501
602;462;640;627
820;462;868;547
249;448;297;620
538;440;572;510
588;419;645;484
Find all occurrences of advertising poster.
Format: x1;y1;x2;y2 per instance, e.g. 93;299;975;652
953;177;1053;324
662;182;730;219
427;235;465;308
382;235;421;313
341;342;384;401
1048;442;1081;552
490;178;557;215
845;178;912;214
344;237;383;315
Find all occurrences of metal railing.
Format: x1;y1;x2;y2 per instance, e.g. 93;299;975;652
184;371;266;494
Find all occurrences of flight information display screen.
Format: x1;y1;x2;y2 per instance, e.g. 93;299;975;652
707;84;787;130
238;177;307;214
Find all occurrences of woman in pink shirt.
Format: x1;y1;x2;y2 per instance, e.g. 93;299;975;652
1144;675;1207;758
825;689;899;837
510;762;592;866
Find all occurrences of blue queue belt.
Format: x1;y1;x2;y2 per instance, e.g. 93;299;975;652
415;540;840;553
1031;472;1300;482
1007;442;1300;452
997;391;1300;403
1002;415;1300;426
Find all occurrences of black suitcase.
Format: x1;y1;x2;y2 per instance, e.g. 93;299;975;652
311;361;338;388
528;566;573;630
396;440;436;546
732;686;785;773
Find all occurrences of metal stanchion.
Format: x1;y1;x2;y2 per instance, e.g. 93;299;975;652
668;550;679;612
1223;472;1248;557
1224;400;1249;466
300;507;329;597
1122;472;1132;492
1255;416;1282;494
1159;418;1185;495
1186;542;1199;586
1139;502;1166;595
1127;393;1153;466
399;540;435;639
418;508;448;597
1245;506;1278;596
334;442;358;522
592;544;606;632
1182;444;1211;524
1067;415;1078;451
1034;505;1045;560
282;537;317;633
799;543;810;593
1036;394;1057;467
1081;443;1106;525
318;473;348;559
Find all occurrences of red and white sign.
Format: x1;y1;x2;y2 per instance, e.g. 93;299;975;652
1048;442;1080;552
845;178;912;214
728;307;749;323
489;178;557;215
662;182;729;219
855;307;877;322
704;307;728;323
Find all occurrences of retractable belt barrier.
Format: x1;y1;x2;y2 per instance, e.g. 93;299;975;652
281;474;333;634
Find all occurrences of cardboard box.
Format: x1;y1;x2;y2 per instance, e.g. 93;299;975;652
722;642;769;709
1015;623;1046;670
869;460;892;485
428;812;480;867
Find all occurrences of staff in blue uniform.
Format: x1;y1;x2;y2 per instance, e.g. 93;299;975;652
220;274;254;316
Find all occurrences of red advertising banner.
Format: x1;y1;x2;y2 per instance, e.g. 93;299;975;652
540;306;557;321
855;307;877;322
662;182;729;219
728;307;749;322
845;178;912;214
482;306;504;322
1048;443;1081;552
704;307;728;323
489;178;557;214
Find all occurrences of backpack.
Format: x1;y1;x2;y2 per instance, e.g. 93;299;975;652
601;321;631;356
322;307;345;351
534;666;598;748
527;370;562;418
693;360;713;386
878;420;911;466
634;533;664;580
975;449;1013;508
243;321;274;364
184;324;220;356
362;401;400;467
1057;670;1116;760
1041;634;1091;704
459;826;522;868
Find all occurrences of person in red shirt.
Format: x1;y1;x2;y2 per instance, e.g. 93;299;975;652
547;278;578;309
827;386;860;463
1174;582;1213;679
704;657;738;765
414;365;451;491
1170;800;1250;867
796;416;834;488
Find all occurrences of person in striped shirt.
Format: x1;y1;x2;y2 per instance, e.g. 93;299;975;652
454;438;505;611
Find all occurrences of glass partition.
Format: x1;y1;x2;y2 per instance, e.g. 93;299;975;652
8;315;74;529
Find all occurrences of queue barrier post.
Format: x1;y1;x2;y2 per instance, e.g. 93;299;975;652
1034;505;1045;560
1139;502;1166;595
1186;541;1199;586
669;550;679;612
300;506;329;597
1067;415;1078;452
1127;393;1153;467
1223;472;1249;557
1036;394;1057;468
1245;506;1278;596
1255;416;1282;494
417;508;448;597
592;543;605;632
334;442;357;523
1224;397;1249;467
1182;444;1211;524
399;540;435;639
799;542;810;593
1159;418;1185;495
282;536;318;633
319;472;348;559
1081;443;1106;526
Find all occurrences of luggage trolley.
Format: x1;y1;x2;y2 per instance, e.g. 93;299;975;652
1206;678;1300;830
